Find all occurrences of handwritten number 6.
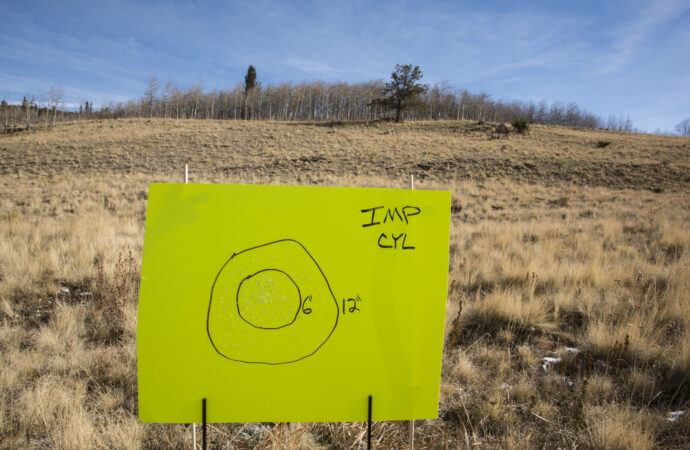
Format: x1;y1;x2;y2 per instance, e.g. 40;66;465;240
302;295;313;314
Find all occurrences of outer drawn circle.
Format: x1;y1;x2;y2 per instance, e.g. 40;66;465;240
236;269;302;329
207;239;339;365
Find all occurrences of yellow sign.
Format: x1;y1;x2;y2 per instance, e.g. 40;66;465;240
138;184;451;422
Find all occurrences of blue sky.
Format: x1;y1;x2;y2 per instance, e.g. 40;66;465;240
1;0;688;132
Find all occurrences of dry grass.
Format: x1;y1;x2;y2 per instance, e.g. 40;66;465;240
1;118;689;448
2;118;688;190
586;404;658;449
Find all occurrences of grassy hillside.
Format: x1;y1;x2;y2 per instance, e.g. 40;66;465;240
2;118;688;190
1;119;689;448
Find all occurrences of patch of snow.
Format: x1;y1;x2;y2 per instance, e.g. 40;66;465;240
667;410;685;422
60;286;69;293
500;383;511;390
542;356;562;372
564;347;579;354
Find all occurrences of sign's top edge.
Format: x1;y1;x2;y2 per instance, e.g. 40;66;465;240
148;182;451;193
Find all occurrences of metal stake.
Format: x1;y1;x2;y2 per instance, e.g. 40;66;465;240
202;398;207;450
367;395;373;449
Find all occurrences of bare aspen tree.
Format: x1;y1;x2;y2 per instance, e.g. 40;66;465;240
676;119;690;136
293;84;304;120
190;77;203;119
172;86;183;119
22;95;31;131
477;92;489;122
623;115;633;132
162;79;173;119
264;86;273;120
224;89;232;119
456;90;464;120
48;85;63;131
255;88;264;120
23;95;35;131
535;100;547;124
1;99;8;133
306;85;313;120
209;89;217;120
144;76;158;118
231;84;238;119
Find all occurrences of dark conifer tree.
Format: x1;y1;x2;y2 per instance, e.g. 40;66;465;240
243;65;257;120
372;64;428;122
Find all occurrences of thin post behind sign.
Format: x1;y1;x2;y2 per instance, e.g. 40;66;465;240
409;173;415;450
185;164;198;450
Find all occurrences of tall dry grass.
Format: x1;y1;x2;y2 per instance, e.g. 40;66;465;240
1;119;688;448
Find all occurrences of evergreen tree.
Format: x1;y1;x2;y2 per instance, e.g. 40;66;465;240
372;64;428;122
244;65;257;92
243;65;257;120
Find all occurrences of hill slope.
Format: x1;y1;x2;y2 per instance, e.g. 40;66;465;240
2;119;688;190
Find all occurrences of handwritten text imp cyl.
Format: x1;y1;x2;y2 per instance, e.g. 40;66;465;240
360;206;421;250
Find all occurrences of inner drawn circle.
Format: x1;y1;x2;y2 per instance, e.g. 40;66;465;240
236;269;301;329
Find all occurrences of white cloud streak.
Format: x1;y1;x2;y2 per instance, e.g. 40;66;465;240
596;0;690;73
285;58;343;78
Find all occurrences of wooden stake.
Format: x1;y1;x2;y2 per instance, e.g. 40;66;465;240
409;173;415;450
187;163;196;450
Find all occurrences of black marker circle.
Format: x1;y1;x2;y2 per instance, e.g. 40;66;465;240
236;269;301;329
207;239;339;365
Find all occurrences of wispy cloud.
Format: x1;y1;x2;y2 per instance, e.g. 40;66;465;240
3;37;145;89
285;58;343;78
597;0;690;73
0;73;131;105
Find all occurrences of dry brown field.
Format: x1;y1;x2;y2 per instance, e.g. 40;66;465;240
1;118;689;448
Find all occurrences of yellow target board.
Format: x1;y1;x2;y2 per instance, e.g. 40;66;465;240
138;183;451;423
